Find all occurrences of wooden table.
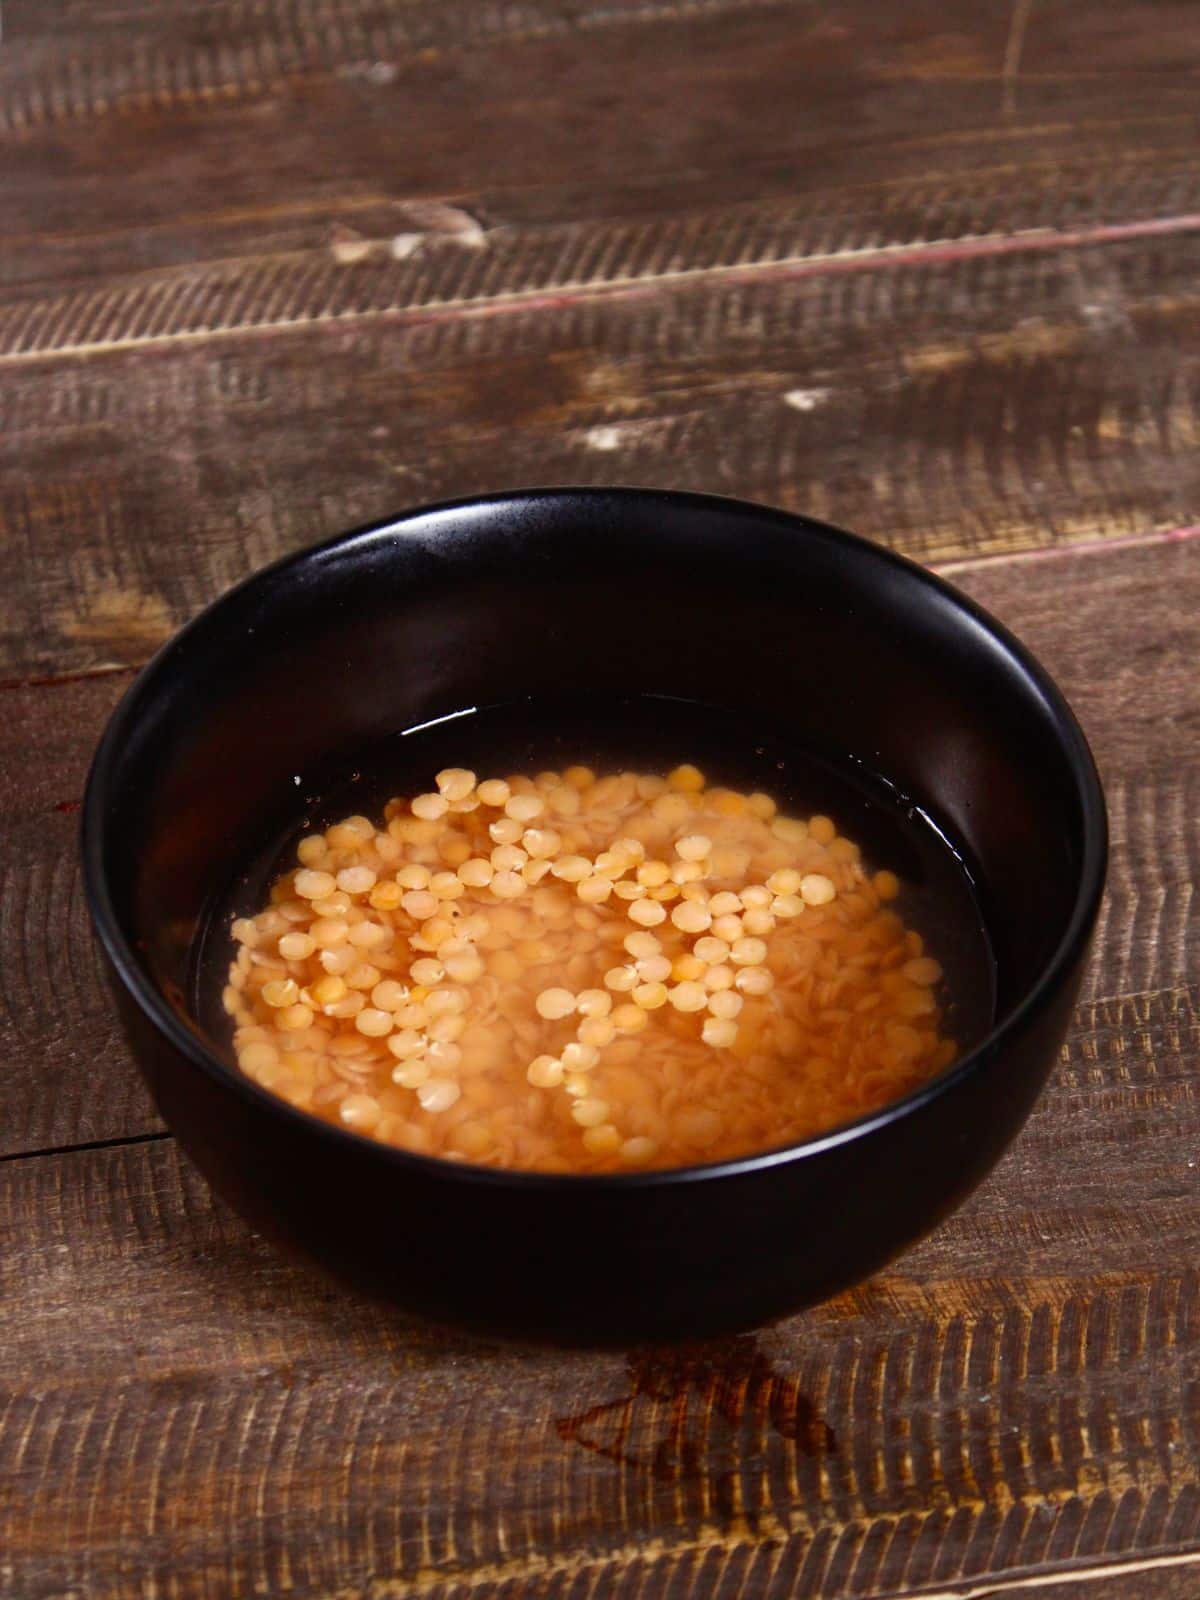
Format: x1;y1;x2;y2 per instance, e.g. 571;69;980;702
3;3;1198;1595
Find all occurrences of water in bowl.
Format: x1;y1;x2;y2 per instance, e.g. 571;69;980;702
197;694;996;1172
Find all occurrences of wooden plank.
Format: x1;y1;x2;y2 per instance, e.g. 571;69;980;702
0;536;1195;1156
2;985;1197;1599
954;539;1200;1006
3;1;1199;318
6;162;1200;363
3;230;1199;676
6;111;1199;319
0;670;161;1156
4;0;1199;267
5;96;1199;312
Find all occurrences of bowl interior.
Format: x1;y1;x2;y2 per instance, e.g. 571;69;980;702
89;490;1102;1102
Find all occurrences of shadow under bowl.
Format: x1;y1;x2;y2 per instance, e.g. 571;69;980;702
83;489;1106;1344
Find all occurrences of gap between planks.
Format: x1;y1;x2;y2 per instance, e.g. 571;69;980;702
935;522;1200;577
0;1129;170;1169
880;1546;1200;1599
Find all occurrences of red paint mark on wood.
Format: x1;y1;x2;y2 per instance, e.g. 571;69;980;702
381;210;1200;335
936;522;1200;577
0;664;137;694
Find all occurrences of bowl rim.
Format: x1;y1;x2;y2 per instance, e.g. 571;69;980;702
82;486;1108;1191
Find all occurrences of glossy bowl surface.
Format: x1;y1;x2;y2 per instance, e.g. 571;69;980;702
83;489;1106;1343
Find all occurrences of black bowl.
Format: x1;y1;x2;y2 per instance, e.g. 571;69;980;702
83;489;1106;1344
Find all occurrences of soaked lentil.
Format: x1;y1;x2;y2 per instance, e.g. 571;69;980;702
224;764;962;1172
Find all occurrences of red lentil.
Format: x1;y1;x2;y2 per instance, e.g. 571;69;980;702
225;765;956;1172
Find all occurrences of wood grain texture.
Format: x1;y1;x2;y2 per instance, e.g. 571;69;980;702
2;987;1197;1599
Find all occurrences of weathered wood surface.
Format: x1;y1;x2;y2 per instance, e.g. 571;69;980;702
2;0;1199;1596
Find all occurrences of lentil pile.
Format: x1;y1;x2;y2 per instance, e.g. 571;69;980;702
223;764;957;1171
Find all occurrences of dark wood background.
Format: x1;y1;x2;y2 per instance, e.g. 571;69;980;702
2;2;1198;1596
